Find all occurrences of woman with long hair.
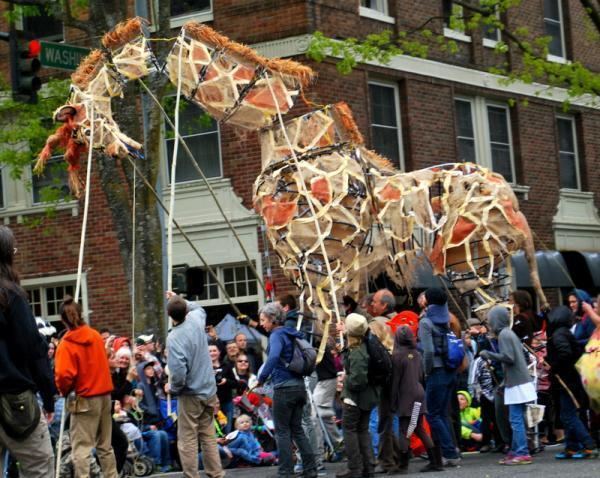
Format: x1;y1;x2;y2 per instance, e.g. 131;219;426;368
55;295;118;478
0;226;55;477
233;353;258;395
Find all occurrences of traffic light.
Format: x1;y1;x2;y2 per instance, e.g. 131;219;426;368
9;32;42;103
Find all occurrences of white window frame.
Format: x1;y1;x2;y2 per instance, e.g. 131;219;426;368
556;114;581;191
359;0;395;24
482;5;501;48
368;80;405;171
169;0;214;29
443;1;472;43
543;0;567;63
22;273;89;323
454;96;516;184
163;97;224;186
186;264;260;308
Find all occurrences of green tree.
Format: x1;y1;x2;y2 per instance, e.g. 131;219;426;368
307;0;600;104
2;0;174;336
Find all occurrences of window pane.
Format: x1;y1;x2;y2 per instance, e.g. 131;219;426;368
369;84;397;127
248;281;257;296
483;25;500;41
32;156;70;204
544;0;560;21
224;268;233;282
545;21;564;57
559;152;578;189
234;266;245;280
171;0;211;16
166;133;221;182
487;106;509;144
371;126;401;168
458;138;476;163
455;100;474;138
557;118;575;152
490;144;513;182
236;282;247;297
209;284;218;299
225;283;235;297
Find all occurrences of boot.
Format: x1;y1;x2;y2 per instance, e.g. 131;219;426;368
420;447;444;473
396;452;409;475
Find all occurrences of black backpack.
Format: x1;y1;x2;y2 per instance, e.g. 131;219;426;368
283;335;317;376
364;329;392;386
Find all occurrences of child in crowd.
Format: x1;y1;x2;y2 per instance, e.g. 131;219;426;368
468;352;497;452
391;326;438;473
457;391;483;450
218;414;263;467
480;306;535;466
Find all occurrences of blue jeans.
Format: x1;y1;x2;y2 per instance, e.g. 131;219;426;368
142;429;171;467
221;400;234;434
273;386;316;477
508;404;528;457
560;390;595;451
425;368;459;459
368;408;379;455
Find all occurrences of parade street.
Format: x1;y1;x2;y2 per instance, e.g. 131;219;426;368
155;450;600;478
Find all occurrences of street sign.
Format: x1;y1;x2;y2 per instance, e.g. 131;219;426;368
40;41;90;71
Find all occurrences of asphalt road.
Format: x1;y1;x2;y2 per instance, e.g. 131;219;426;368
155;447;600;478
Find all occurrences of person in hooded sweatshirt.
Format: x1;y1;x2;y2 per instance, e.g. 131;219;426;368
567;289;596;346
546;305;598;460
55;295;118;478
256;301;317;478
480;305;534;466
391;326;438;473
417;287;461;465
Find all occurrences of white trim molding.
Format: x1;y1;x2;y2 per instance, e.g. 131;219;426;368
443;27;472;43
250;35;599;110
359;6;395;24
553;190;600;251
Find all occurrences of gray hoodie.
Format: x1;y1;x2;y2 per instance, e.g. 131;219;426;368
166;301;217;399
482;306;531;388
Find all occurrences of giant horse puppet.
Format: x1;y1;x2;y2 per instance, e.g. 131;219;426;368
36;18;547;344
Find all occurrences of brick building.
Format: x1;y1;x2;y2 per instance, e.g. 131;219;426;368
1;0;599;335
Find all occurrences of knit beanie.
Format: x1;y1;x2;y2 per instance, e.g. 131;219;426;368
345;313;368;337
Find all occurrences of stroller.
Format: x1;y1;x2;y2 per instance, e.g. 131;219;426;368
233;389;277;458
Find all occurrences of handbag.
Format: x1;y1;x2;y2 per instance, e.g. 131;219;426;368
0;390;41;441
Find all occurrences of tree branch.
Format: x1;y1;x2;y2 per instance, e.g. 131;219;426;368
61;0;94;36
579;0;600;33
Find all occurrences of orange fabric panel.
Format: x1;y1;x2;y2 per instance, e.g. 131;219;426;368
260;196;298;228
450;217;477;244
310;176;332;204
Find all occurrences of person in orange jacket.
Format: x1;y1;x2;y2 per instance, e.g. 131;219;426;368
55;295;118;478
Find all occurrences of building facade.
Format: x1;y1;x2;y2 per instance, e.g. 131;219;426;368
1;0;599;334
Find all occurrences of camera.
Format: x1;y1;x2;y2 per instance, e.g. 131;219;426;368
214;368;224;383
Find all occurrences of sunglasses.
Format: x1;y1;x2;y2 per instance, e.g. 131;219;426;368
237;360;248;363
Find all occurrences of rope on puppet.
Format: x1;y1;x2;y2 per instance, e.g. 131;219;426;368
123;153;244;318
136;78;266;295
262;72;344;356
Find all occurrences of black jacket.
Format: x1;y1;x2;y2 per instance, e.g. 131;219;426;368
0;289;54;412
546;306;586;400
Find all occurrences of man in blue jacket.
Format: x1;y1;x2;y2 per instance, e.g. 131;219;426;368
257;302;317;478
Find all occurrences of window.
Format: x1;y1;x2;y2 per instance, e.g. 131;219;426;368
360;0;388;15
443;0;465;32
25;283;75;322
165;98;222;183
171;0;211;17
543;0;567;60
556;116;581;189
454;97;515;183
368;82;403;169
22;9;63;41
174;264;259;305
32;156;70;204
482;3;501;46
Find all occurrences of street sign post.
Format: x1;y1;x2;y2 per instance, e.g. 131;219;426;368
40;41;90;71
